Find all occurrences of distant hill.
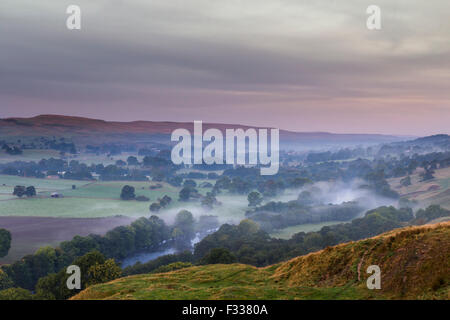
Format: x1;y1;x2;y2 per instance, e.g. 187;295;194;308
0;114;404;148
72;222;449;300
378;134;450;156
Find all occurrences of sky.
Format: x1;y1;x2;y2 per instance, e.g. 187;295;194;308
0;0;449;136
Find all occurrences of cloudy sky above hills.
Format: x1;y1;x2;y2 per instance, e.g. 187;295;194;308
1;0;449;135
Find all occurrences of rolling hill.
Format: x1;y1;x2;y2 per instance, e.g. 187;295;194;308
0;114;404;148
72;222;449;300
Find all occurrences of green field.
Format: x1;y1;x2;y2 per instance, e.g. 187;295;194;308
0;175;89;191
40;181;181;200
0;175;244;221
0;149;61;164
270;221;345;239
0;197;153;218
0;194;15;201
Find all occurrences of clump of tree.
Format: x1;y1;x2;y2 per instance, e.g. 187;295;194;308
0;229;11;258
127;156;139;166
149;202;162;212
179;186;200;201
0;287;33;300
149;195;172;212
247;191;263;207
172;210;195;250
201;192;220;209
2;144;23;155
34;250;121;300
413;205;450;225
194;206;421;267
0;269;14;291
159;195;172;207
400;176;412;187
183;179;197;188
420;167;435;181
198;248;237;265
13;185;36;198
120;185;135;200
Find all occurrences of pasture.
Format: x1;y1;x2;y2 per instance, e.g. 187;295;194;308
269;221;344;239
0;175;231;220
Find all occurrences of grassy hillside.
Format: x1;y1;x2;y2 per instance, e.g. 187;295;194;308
72;222;450;300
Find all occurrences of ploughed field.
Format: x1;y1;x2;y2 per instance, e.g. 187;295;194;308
0;216;133;264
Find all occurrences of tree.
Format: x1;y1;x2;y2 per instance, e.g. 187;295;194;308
400;176;412;187
175;210;195;233
183;179;197;188
149;202;162;212
104;227;136;260
0;270;13;290
421;168;435;181
127;156;139;166
87;259;122;286
201;192;218;209
247;191;262;207
0;229;11;258
238;219;260;234
173;210;195;249
199;248;237;265
0;288;33;300
13;185;26;197
179;187;193;201
160;195;172;207
35;250;112;300
25;186;36;197
120;185;135;200
115;159;126;166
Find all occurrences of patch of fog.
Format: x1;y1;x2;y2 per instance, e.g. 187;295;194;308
159;195;248;226
267;189;301;203
119;179;399;266
294;179;396;216
257;179;397;219
121;248;176;268
117;178;397;233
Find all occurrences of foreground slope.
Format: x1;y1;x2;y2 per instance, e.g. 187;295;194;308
73;222;450;300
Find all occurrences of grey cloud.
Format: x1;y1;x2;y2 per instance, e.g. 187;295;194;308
0;0;449;134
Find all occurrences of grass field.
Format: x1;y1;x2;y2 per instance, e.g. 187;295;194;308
39;181;181;200
0;149;61;164
270;221;345;239
0;197;153;218
0;175;235;220
0;175;90;191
